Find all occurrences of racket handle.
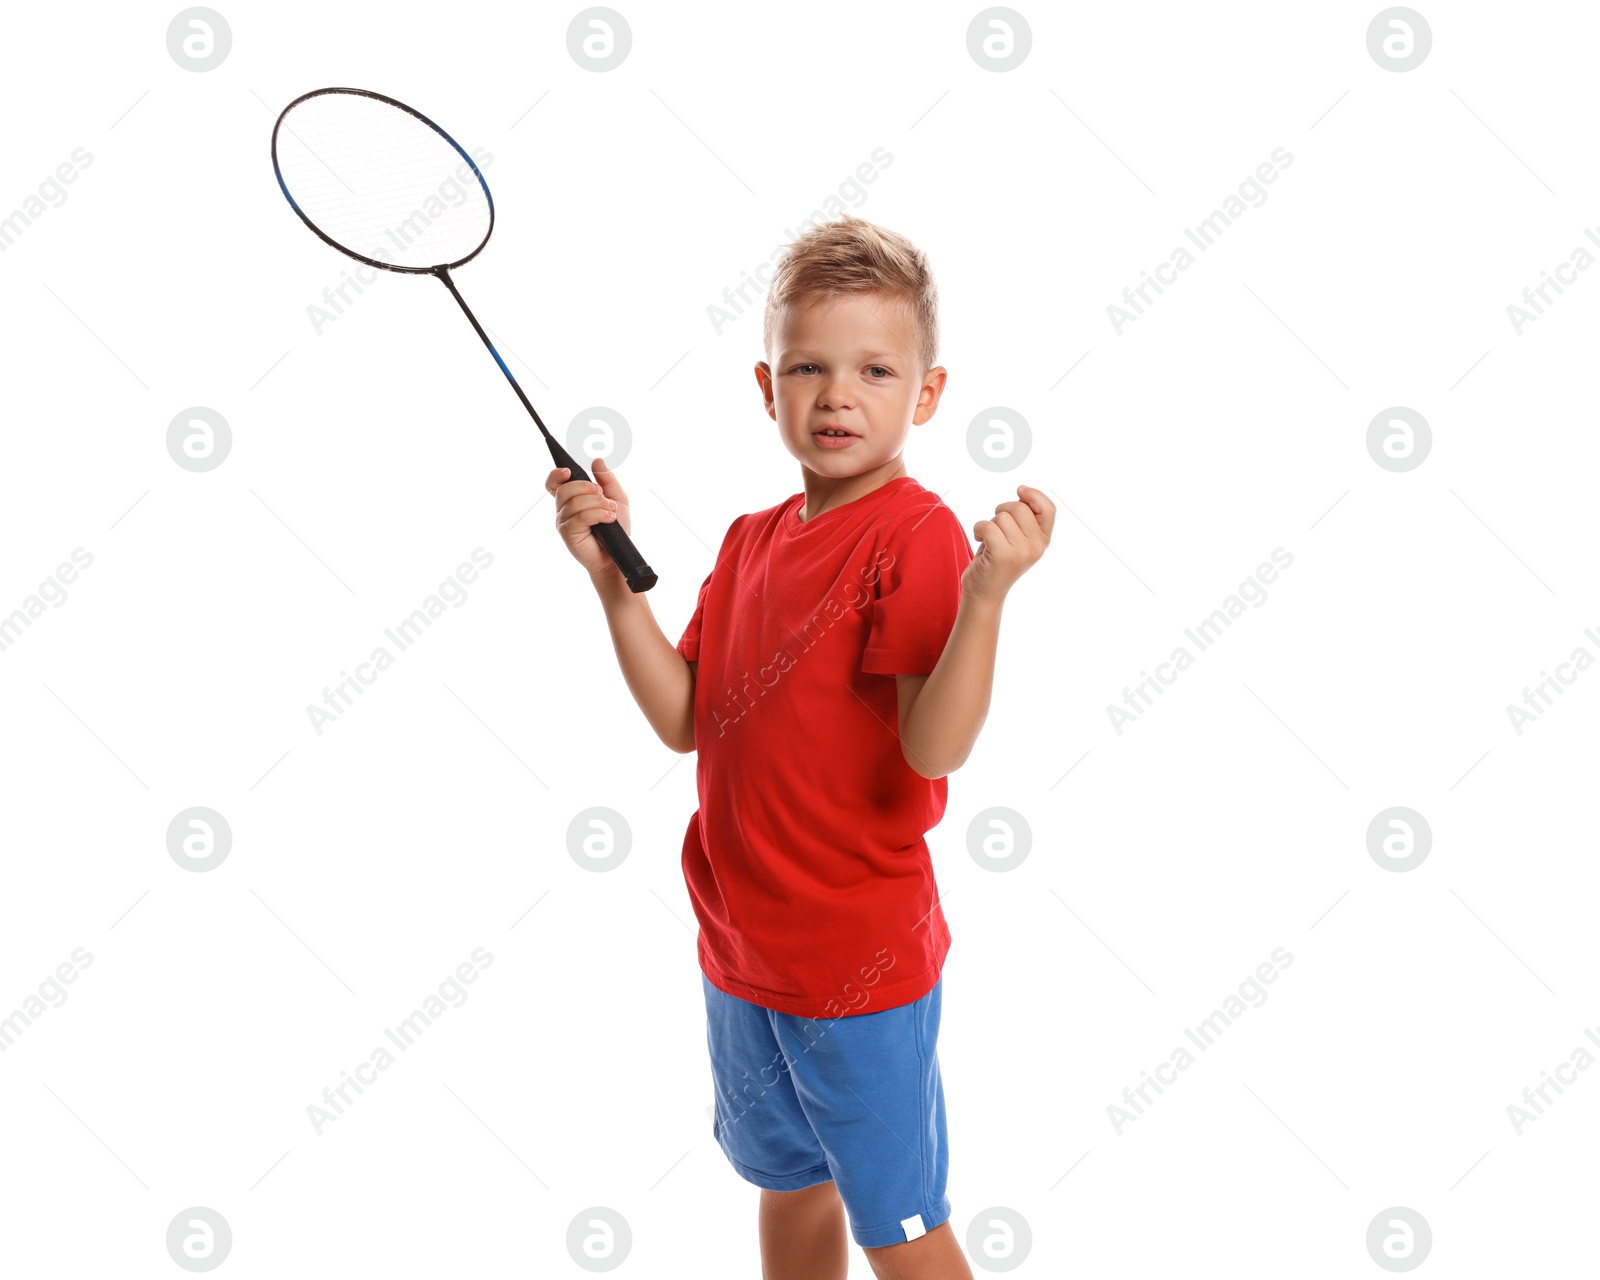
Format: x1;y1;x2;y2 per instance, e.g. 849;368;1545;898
593;515;658;593
548;441;658;593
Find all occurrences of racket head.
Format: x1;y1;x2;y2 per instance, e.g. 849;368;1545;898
271;86;494;275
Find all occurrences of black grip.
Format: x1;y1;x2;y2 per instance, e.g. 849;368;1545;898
593;514;658;593
547;439;657;593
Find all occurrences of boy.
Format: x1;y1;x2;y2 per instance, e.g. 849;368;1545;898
546;213;1052;1279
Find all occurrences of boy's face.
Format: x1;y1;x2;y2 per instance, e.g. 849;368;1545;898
755;291;947;481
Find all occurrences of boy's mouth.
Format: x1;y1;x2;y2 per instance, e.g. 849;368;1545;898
812;427;859;449
813;426;856;438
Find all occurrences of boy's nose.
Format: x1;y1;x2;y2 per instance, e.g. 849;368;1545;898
817;383;855;411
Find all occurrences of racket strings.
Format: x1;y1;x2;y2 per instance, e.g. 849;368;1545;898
275;92;491;270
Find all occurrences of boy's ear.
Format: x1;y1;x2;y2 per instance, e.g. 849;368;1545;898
912;365;948;426
754;361;777;419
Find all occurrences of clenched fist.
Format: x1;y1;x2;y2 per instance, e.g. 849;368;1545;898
961;485;1055;604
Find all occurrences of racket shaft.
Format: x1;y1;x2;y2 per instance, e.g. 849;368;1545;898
432;268;657;592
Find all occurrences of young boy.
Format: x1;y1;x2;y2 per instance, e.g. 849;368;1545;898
546;213;1052;1279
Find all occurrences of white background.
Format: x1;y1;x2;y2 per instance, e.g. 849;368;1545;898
2;1;1596;1274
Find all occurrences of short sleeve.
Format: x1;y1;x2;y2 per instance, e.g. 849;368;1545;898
676;514;744;663
676;568;713;661
862;503;973;675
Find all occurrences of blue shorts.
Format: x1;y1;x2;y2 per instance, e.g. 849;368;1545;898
701;971;951;1249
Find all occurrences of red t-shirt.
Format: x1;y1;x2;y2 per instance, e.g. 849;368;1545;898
674;475;974;1019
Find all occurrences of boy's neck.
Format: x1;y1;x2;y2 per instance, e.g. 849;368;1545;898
798;456;908;523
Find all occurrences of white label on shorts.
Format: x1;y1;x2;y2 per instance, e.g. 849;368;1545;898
901;1214;926;1241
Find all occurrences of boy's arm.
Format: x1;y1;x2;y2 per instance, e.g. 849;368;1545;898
592;569;697;753
895;597;1001;779
548;458;696;752
896;485;1055;779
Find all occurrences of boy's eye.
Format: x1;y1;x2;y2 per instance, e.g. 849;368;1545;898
791;364;892;378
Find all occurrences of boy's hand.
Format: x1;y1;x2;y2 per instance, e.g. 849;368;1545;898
545;456;632;580
961;484;1055;604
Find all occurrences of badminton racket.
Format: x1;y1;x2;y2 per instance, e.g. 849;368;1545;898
270;86;657;592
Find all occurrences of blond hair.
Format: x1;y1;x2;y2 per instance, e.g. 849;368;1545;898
762;213;940;378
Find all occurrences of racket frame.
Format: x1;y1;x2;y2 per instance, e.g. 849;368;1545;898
270;85;495;276
270;85;659;593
